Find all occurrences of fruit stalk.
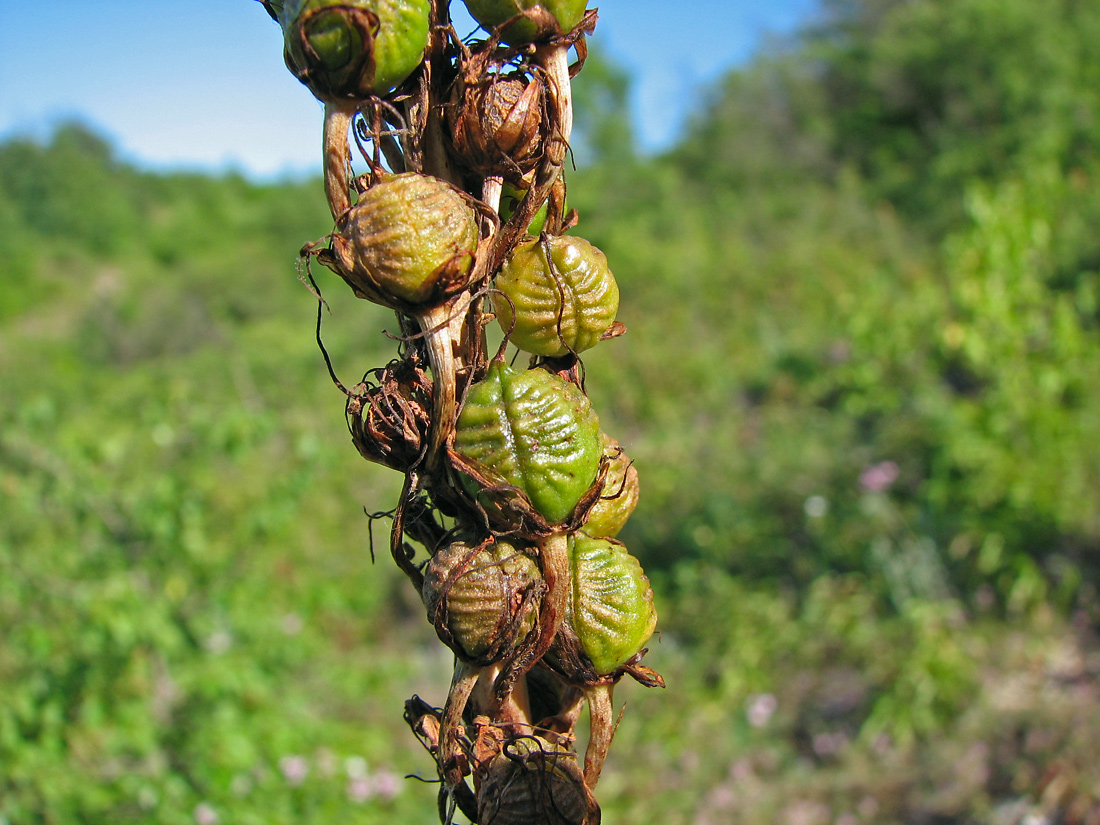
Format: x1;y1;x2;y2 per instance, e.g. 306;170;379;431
583;683;614;786
536;43;573;164
417;0;480;470
418;296;474;468
482;175;503;215
491;530;571;705
439;660;480;787
536;530;571;664
322;102;355;220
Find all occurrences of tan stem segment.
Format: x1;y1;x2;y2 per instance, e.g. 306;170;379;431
439;660;480;789
421;4;459;186
322;102;354;222
473;662;532;726
490;529;570;706
557;685;586;732
536;45;573;163
417;175;504;471
583;683;615;787
482;175;504;215
417;294;475;467
537;529;571;655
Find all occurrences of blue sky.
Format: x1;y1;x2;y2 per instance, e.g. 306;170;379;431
0;0;818;178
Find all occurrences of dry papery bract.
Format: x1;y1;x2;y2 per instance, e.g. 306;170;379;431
448;49;547;185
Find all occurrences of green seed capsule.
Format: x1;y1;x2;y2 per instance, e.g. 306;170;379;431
567;534;656;675
422;539;541;664
462;0;587;45
500;182;550;235
332;173;478;307
279;0;430;99
493;236;619;357
453;362;601;524
582;434;639;538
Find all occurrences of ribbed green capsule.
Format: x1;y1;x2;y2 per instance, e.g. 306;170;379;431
453;362;601;524
582;434;639;539
422;539;541;664
462;0;587;44
279;0;430;99
333;173;478;307
567;534;656;675
493;236;619;357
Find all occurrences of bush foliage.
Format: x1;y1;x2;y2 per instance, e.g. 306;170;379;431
3;0;1100;821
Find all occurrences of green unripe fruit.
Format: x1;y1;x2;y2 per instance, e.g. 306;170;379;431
582;434;639;538
454;362;601;524
493;236;618;357
566;534;656;675
422;539;541;665
279;0;430;99
463;0;587;44
500;183;549;235
332;173;478;307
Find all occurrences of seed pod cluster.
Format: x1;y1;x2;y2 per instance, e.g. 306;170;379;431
262;2;655;822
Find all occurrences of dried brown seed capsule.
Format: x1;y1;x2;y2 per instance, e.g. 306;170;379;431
347;359;432;472
422;539;543;665
330;173;479;308
450;72;545;183
476;732;591;825
348;383;428;470
582;434;639;538
493;236;619;357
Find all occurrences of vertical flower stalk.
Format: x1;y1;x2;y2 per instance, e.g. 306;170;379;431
260;2;661;821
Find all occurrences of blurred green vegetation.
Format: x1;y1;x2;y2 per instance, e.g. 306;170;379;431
3;0;1100;822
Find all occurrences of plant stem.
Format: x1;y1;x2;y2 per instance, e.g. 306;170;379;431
482;175;504;214
473;662;532;724
439;660;480;788
536;44;573;158
583;684;614;787
537;530;571;658
322;102;355;221
417;297;472;468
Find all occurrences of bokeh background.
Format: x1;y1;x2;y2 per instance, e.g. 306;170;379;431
3;1;1100;823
